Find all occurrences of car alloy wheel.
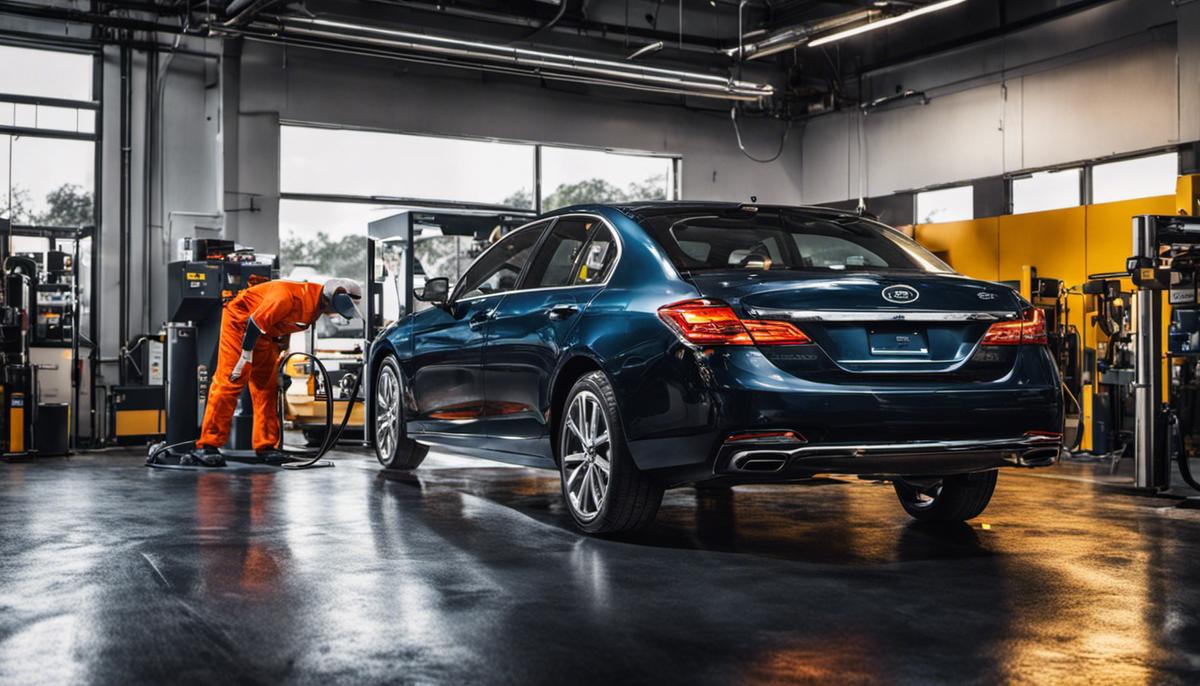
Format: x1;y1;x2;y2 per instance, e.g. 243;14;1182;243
375;363;401;459
560;389;611;521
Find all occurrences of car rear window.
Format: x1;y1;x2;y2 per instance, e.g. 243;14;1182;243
638;209;952;274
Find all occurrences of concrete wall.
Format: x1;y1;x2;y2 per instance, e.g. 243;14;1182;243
801;0;1193;204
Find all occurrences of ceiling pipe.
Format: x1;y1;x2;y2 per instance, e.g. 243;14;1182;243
725;8;880;60
227;15;774;101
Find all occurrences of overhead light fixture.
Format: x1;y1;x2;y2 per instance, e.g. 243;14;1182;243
724;9;878;60
807;0;966;48
229;16;774;101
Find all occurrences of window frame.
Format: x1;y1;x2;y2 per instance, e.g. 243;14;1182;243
452;212;624;303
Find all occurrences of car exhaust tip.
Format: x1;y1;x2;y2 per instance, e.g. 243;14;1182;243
732;453;789;472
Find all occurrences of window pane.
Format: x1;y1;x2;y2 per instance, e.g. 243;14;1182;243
575;225;617;285
915;186;973;224
280;200;404;280
455;226;542;299
0;46;93;101
1092;152;1178;204
1012;168;1080;214
1;135;95;225
280;126;535;208
640;209;952;273
523;217;602;288
540;147;676;211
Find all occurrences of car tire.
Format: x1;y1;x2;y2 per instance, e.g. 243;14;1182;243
559;371;663;535
372;355;428;470
893;470;998;522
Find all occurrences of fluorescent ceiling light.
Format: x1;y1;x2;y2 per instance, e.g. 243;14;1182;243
808;0;966;48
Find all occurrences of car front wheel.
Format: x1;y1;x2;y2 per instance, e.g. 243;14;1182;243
559;371;662;535
372;356;428;470
893;470;998;522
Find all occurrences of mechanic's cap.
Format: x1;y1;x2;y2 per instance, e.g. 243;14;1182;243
322;278;364;319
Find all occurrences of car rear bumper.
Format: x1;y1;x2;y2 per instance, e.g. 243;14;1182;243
716;433;1061;477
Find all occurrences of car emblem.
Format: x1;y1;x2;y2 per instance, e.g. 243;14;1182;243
881;285;920;305
977;291;998;301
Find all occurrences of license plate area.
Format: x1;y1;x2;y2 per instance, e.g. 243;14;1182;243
868;328;928;356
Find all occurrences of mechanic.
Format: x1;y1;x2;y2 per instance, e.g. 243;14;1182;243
186;278;363;467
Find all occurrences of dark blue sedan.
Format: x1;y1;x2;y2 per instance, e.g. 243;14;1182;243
366;203;1063;534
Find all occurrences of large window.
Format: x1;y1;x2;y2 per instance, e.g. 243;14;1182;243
0;45;92;101
280;126;535;208
540;146;676;211
0;45;95;227
915;185;973;224
279;125;680;320
1092;152;1178;204
1011;168;1081;214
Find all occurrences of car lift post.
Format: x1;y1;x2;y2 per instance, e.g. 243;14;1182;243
1131;214;1200;490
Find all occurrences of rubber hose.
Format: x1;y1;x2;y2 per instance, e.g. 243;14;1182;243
1062;383;1084;452
275;351;363;470
1169;408;1200;492
145;351;362;469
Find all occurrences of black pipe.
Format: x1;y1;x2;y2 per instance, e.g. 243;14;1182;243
143;49;156;335
89;28;102;446
118;43;131;384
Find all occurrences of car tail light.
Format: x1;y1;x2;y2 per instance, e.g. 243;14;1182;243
742;320;813;345
658;299;811;346
657;299;752;345
981;308;1048;346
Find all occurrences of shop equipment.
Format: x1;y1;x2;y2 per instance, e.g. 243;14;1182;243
160;239;275;455
1;257;36;455
1128;214;1200;491
1080;275;1135;460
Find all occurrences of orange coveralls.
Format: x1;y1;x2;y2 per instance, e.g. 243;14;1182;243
197;280;325;452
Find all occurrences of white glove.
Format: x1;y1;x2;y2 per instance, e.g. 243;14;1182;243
229;350;254;381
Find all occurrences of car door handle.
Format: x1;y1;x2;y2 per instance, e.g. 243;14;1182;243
547;305;579;320
468;311;493;330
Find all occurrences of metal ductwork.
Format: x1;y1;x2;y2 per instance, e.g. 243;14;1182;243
727;9;879;60
225;15;774;102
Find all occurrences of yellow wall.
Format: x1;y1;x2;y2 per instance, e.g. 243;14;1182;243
915;194;1176;293
913;218;999;282
1085;195;1176;276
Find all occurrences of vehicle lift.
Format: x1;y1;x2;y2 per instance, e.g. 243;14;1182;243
1128;214;1200;492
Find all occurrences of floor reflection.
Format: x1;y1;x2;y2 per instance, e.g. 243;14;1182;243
2;451;1200;684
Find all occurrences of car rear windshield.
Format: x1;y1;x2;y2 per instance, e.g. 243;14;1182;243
638;209;953;274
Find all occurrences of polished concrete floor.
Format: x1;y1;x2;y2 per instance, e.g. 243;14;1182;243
3;449;1200;685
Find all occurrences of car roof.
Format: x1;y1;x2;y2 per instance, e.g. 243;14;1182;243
542;201;870;224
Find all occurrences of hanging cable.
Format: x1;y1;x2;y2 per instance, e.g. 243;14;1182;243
510;0;569;44
730;106;791;163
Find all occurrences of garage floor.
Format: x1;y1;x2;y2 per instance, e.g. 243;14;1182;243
2;449;1200;685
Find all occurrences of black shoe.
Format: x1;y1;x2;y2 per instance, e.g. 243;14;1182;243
254;449;290;464
184;446;226;468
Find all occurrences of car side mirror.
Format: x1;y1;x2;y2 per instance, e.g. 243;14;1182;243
416;277;450;305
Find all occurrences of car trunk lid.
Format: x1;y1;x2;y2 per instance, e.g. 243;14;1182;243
686;271;1024;375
